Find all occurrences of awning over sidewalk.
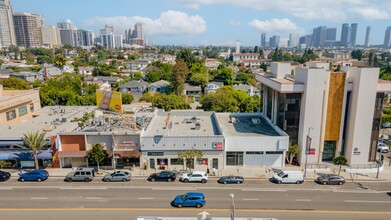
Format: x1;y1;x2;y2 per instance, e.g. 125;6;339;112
0;150;53;160
58;151;87;158
107;150;141;158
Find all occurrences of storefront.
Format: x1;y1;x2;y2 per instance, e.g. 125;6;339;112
0;150;53;168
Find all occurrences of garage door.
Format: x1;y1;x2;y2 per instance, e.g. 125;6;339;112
244;152;264;166
263;151;283;166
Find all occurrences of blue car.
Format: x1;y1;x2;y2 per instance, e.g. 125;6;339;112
19;169;49;182
171;192;206;208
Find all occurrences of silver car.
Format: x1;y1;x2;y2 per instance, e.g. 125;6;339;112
102;171;131;182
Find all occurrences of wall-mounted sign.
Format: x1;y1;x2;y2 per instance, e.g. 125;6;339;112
306;148;316;155
116;141;138;147
147;152;164;156
212;142;223;150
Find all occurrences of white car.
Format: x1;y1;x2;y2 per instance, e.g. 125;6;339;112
180;171;208;183
378;142;390;153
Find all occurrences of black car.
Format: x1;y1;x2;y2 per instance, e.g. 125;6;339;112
147;172;176;182
217;176;244;184
316;174;345;185
0;170;11;181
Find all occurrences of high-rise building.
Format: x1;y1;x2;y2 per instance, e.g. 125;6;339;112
134;23;143;39
269;35;280;48
364;26;371;48
311;26;327;47
340;23;351;47
57;19;75;30
57;19;94;47
100;25;122;49
260;33;266;48
0;0;16;48
13;13;42;48
326;28;336;41
235;40;240;53
350;23;358;47
41;25;61;48
384;26;391;48
288;34;298;48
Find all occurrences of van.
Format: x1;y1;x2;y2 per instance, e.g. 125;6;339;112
270;169;304;184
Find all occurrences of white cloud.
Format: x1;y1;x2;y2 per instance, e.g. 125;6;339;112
248;18;304;36
182;0;390;21
229;19;241;26
84;10;207;36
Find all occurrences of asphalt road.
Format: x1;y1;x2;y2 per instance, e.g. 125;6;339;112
0;178;390;220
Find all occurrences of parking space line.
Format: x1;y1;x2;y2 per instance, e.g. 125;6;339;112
30;197;48;200
243;198;259;201
344;200;391;203
85;197;102;200
138;197;155;200
295;199;311;202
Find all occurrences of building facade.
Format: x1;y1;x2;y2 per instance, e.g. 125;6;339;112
0;0;16;48
13;13;42;48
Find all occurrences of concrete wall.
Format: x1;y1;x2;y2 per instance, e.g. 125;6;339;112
271;62;291;78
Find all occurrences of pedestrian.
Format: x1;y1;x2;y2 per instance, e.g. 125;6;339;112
207;167;210;175
212;167;216;176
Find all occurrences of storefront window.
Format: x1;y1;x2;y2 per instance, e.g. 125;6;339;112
226;152;243;166
42;159;53;166
170;158;183;165
196;158;208;165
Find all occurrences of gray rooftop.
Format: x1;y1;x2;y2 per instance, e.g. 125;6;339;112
142;110;222;137
216;113;281;137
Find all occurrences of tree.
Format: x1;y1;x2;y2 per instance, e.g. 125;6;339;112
189;62;209;88
122;93;134;104
19;131;47;169
53;54;66;71
171;60;189;95
333;155;348;175
0;160;8;169
151;94;190;111
87;143;107;171
177;148;203;171
287;144;299;165
1;77;30;90
176;48;196;69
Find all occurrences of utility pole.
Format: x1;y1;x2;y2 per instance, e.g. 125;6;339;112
304;127;313;177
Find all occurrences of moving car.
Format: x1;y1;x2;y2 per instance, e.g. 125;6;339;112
64;169;94;182
378;142;390;153
18;169;49;182
180;171;208;183
270;169;304;184
102;171;131;182
171;192;206;208
0;170;11;181
217;176;244;184
316;174;345;185
147;172;176;182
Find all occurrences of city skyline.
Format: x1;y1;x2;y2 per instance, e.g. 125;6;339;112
8;0;391;46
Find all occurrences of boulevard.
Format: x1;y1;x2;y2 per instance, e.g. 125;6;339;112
0;178;390;220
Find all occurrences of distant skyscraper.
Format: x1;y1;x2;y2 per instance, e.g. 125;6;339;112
384;26;391;48
235;40;240;53
41;25;61;48
350;23;358;47
364;26;371;47
0;0;16;48
311;26;327;47
326;28;336;41
57;19;75;30
134;22;143;39
269;35;280;48
261;33;266;48
340;23;351;47
13;13;42;48
288;33;298;48
100;25;122;49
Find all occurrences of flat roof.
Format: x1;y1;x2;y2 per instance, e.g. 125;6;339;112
143;110;221;137
216;113;281;137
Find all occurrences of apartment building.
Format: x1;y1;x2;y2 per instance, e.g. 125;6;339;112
13;13;42;48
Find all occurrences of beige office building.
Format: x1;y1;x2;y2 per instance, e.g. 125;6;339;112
0;0;16;48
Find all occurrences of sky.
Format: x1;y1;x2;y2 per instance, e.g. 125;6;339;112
10;0;391;46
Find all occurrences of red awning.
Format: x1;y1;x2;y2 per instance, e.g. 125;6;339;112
58;151;87;158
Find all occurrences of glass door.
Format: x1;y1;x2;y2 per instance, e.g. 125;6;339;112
322;141;336;161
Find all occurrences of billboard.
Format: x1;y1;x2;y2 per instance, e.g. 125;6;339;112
96;90;123;112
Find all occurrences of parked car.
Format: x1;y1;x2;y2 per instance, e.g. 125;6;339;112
171;192;206;208
217;176;244;184
18;169;49;182
0;170;11;181
102;171;131;182
378;142;390;153
76;167;96;176
64;169;94;182
147;172;176;182
316;174;345;185
270;169;304;184
180;171;208;183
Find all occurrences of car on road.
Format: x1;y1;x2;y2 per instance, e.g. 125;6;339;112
270;169;304;184
64;170;94;182
378;142;390;153
316;174;345;185
179;171;208;183
147;172;176;182
102;171;131;182
171;192;206;208
18;169;49;182
217;176;244;184
0;170;11;181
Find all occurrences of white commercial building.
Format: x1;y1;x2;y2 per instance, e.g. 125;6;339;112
256;62;391;166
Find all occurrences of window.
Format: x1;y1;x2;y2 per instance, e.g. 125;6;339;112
196;158;208;165
6;110;16;121
265;151;283;154
19;106;27;117
226;152;243;166
246;151;263;154
30;103;34;112
170;158;182;165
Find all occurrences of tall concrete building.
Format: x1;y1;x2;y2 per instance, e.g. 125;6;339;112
340;23;351;47
41;25;61;48
57;19;75;30
288;33;298;48
100;25;122;49
311;26;327;47
0;0;16;48
384;26;391;48
58;19;94;47
235;40;240;53
256;62;391;165
350;23;358;47
134;23;143;39
364;26;371;48
260;33;266;48
269;35;280;48
13;13;42;48
326;28;336;41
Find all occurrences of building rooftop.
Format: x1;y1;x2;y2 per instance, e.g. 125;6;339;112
142;110;221;137
216;113;282;137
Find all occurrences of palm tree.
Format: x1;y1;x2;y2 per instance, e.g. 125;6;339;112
54;54;66;73
20;131;47;169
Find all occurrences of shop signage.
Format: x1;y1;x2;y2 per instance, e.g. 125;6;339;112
116;141;138;147
148;152;164;156
212;142;223;150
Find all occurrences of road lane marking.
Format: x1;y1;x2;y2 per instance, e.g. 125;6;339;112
333;190;380;193
242;198;259;201
84;197;102;200
344;200;391;203
60;187;107;190
241;188;286;192
152;187;195;191
138;197;155;200
30;197;48;200
0;188;12;190
0;208;390;215
295;199;311;202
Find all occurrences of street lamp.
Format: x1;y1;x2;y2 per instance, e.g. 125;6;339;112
304;127;313;177
229;193;235;220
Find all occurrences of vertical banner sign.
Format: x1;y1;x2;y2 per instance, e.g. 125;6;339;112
306;136;312;155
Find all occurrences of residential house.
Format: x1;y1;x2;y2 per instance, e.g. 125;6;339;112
118;80;148;93
148;80;170;94
204;59;221;70
184;83;202;101
204;81;224;94
233;84;260;96
10;72;43;82
78;66;94;76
